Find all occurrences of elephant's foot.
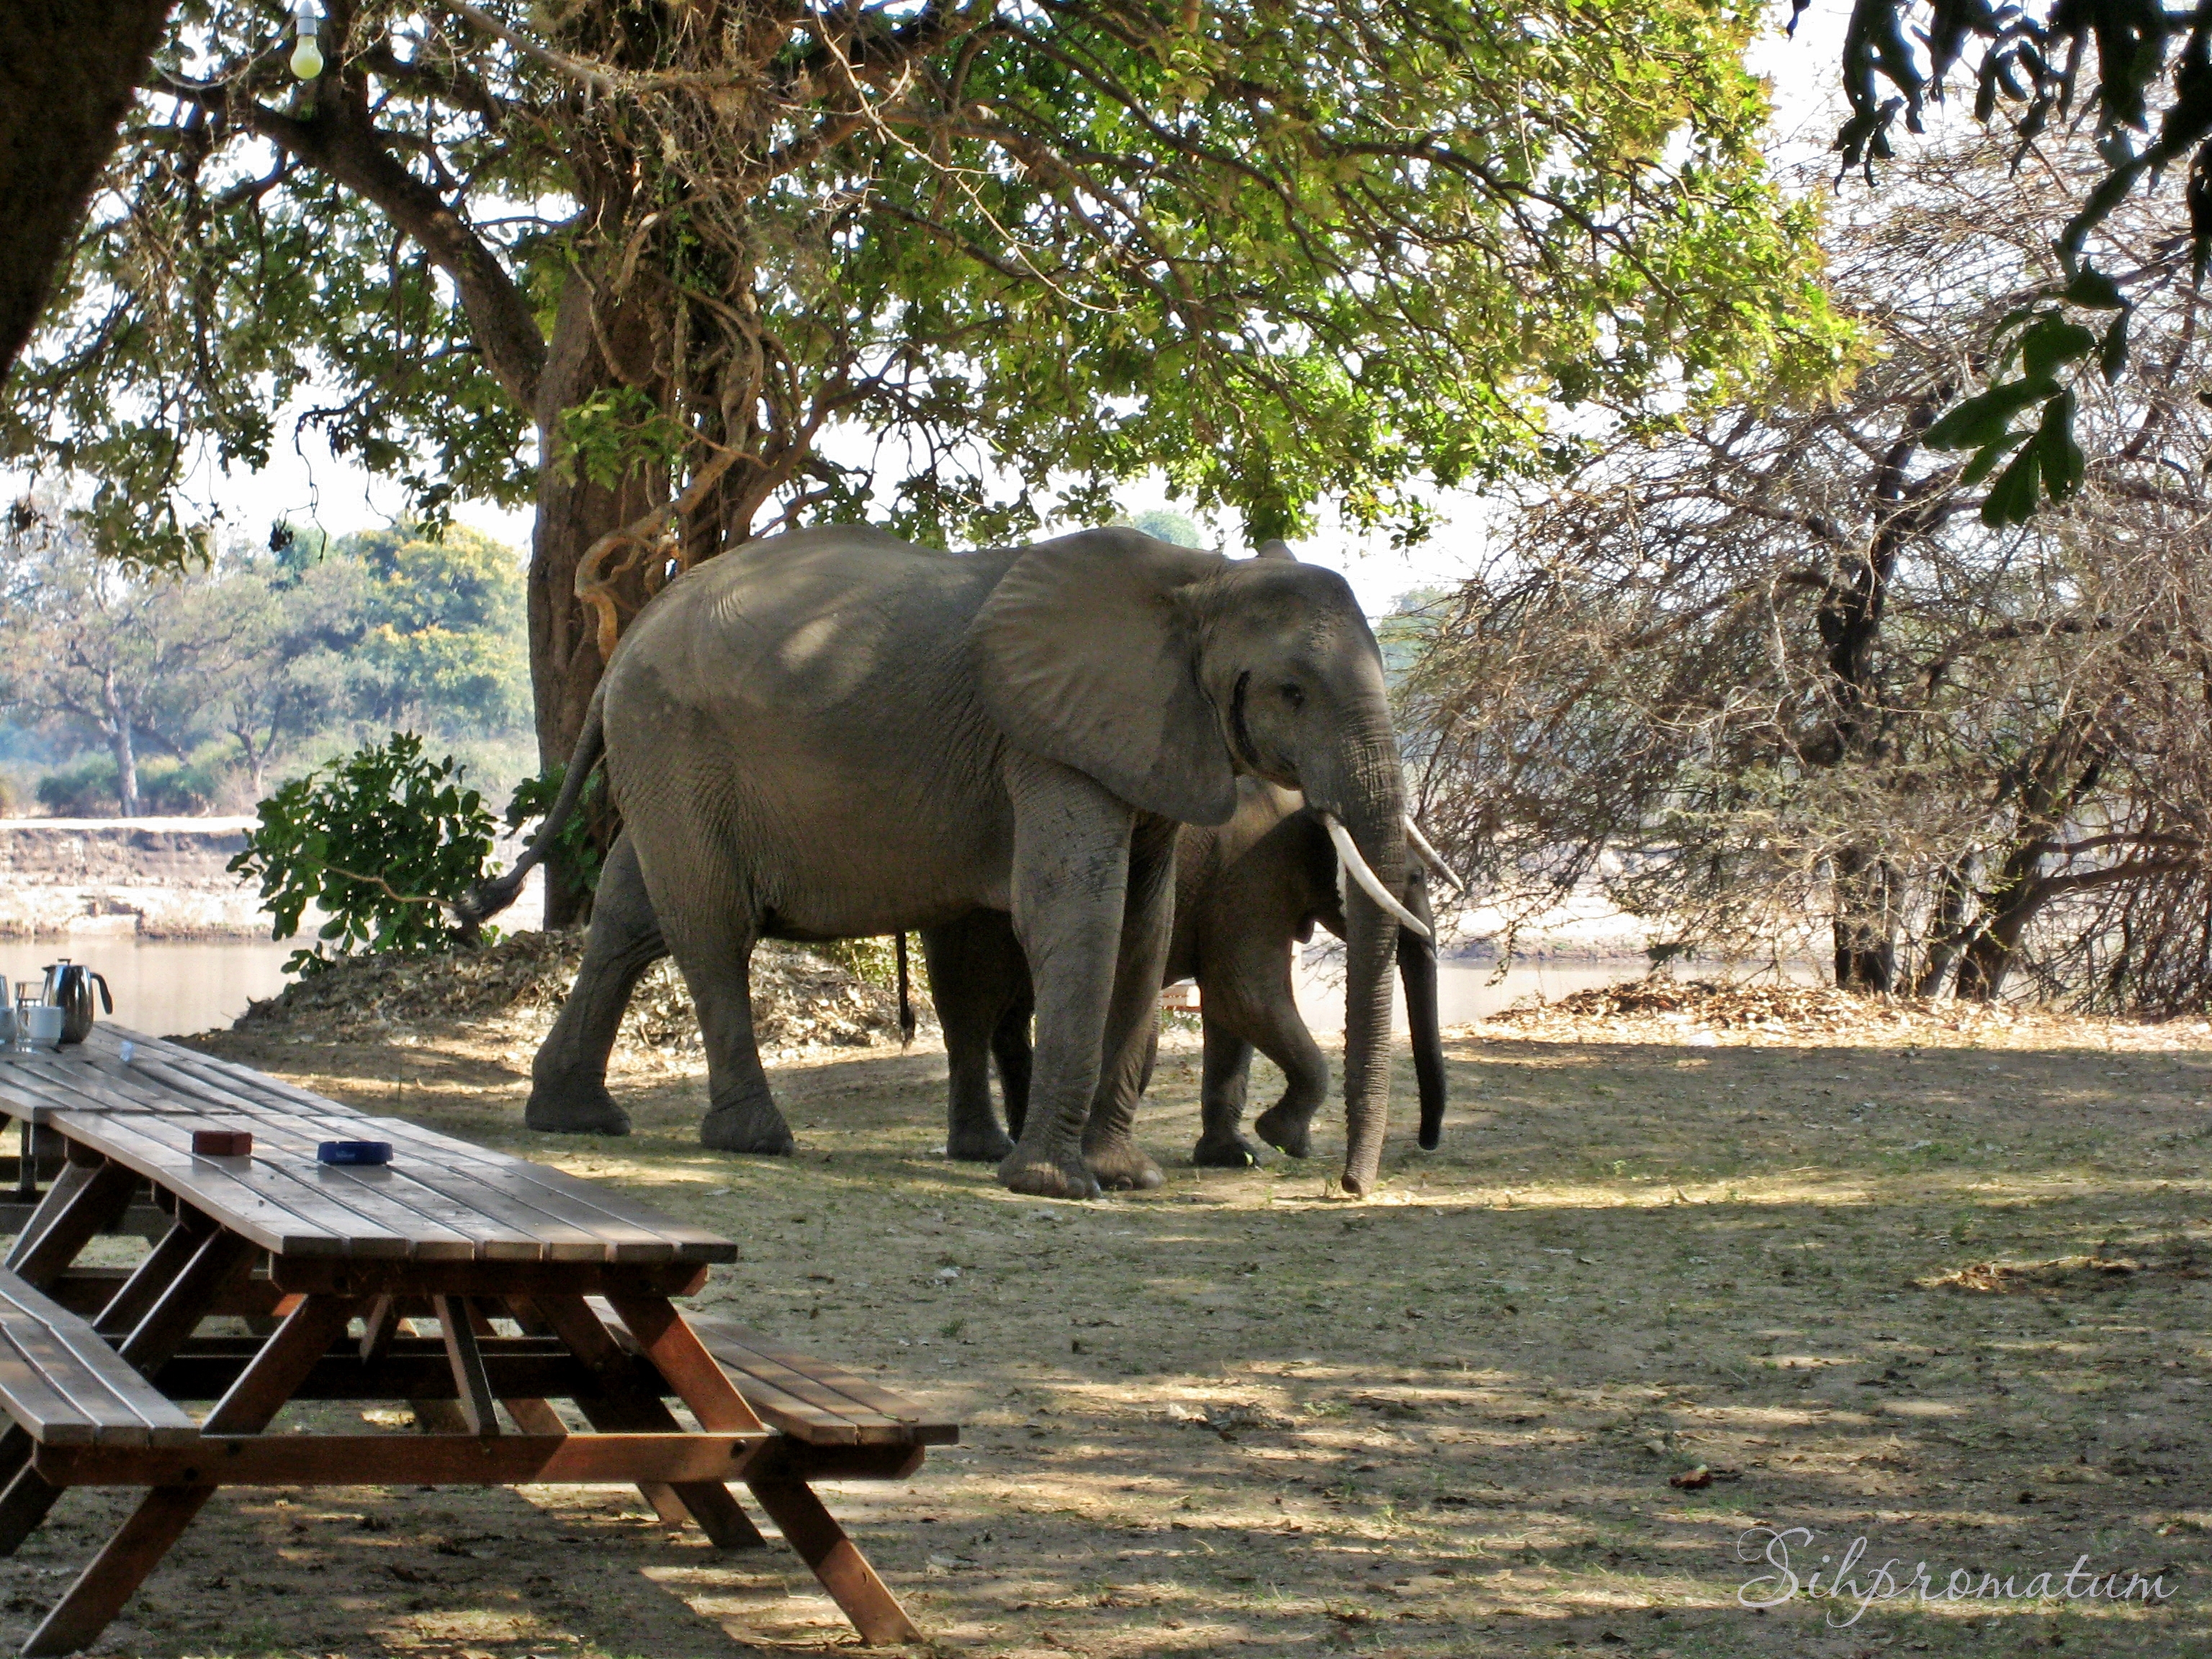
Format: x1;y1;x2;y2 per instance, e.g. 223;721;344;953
525;1076;632;1136
1192;1129;1264;1169
1082;1137;1164;1192
998;1145;1102;1200
701;1091;796;1156
1254;1102;1316;1159
946;1120;1018;1162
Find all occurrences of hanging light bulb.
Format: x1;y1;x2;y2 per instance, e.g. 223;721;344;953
289;0;325;79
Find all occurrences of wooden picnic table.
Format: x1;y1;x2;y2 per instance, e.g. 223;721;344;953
0;1025;953;1655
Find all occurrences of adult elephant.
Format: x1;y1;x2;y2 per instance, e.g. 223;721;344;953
470;526;1422;1198
928;779;1453;1167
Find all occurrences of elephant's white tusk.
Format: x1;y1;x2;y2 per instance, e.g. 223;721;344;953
1403;816;1467;894
1319;812;1431;940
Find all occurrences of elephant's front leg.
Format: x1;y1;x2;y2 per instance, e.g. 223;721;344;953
1079;814;1177;1191
528;832;663;1136
1193;1018;1263;1166
998;759;1143;1200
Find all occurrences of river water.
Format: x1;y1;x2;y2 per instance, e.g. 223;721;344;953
9;935;1670;1042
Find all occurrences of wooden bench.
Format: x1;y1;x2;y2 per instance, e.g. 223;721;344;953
0;1271;199;1448
588;1299;955;1449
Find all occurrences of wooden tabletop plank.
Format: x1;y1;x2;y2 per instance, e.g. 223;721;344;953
338;1117;735;1263
21;1034;732;1269
341;1146;622;1262
130;1051;369;1121
41;1112;359;1258
485;1161;736;1262
55;1112;519;1262
0;1059;198;1122
98;1032;364;1117
220;1118;526;1262
347;1120;688;1263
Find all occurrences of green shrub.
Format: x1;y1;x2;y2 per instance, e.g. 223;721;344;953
503;761;608;896
229;732;498;974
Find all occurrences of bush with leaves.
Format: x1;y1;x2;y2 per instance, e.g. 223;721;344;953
503;763;608;899
229;734;498;974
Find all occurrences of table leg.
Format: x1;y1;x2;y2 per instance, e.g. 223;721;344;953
9;1161;137;1289
602;1295;920;1642
529;1295;768;1550
0;1210;216;1560
0;1157;86;1274
19;1485;212;1658
92;1209;214;1338
21;1294;360;1657
742;1462;922;1646
467;1302;567;1438
431;1296;500;1437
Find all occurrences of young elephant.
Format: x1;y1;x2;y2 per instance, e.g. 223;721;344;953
925;781;1449;1168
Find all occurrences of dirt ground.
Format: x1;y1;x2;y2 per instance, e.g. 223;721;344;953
6;976;2207;1659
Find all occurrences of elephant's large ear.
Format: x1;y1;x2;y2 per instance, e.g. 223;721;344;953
971;531;1239;824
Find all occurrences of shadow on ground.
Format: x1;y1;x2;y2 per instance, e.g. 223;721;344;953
8;1020;2196;1658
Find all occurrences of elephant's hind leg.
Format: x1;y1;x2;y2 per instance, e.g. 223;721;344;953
922;913;1025;1161
660;901;794;1157
528;834;661;1137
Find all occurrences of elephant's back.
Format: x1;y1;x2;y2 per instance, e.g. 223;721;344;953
598;526;1020;921
610;528;1015;718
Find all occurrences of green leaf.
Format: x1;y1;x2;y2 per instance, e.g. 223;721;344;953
1981;445;2043;527
2063;268;2126;310
1957;432;2027;487
1923;377;2059;451
2018;315;2098;381
2100;310;2131;384
2036;390;2085;501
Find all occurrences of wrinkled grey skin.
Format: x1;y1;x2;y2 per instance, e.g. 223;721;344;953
926;779;1447;1167
472;525;1416;1199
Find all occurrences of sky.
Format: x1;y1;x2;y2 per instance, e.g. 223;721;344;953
62;1;1862;622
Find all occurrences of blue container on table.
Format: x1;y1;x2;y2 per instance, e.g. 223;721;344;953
317;1140;393;1166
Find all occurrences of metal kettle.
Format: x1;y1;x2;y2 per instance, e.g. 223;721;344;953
40;960;112;1046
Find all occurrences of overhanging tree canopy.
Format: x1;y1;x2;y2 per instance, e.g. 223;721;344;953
7;1;1846;918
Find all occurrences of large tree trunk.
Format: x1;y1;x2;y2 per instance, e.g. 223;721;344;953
0;0;174;384
526;271;657;927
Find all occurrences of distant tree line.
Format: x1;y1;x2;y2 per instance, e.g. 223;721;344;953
0;509;531;818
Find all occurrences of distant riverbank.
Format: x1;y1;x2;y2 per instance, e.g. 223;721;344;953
0;816;262;938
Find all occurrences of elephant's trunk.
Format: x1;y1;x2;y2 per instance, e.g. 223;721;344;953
1397;866;1447;1150
1310;728;1407;1197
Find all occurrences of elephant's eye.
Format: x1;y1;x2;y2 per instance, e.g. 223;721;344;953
1280;683;1305;711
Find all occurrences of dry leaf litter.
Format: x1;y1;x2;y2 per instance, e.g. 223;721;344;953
227;928;926;1056
1478;973;2212;1049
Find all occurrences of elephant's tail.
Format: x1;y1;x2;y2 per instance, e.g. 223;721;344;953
457;686;607;932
